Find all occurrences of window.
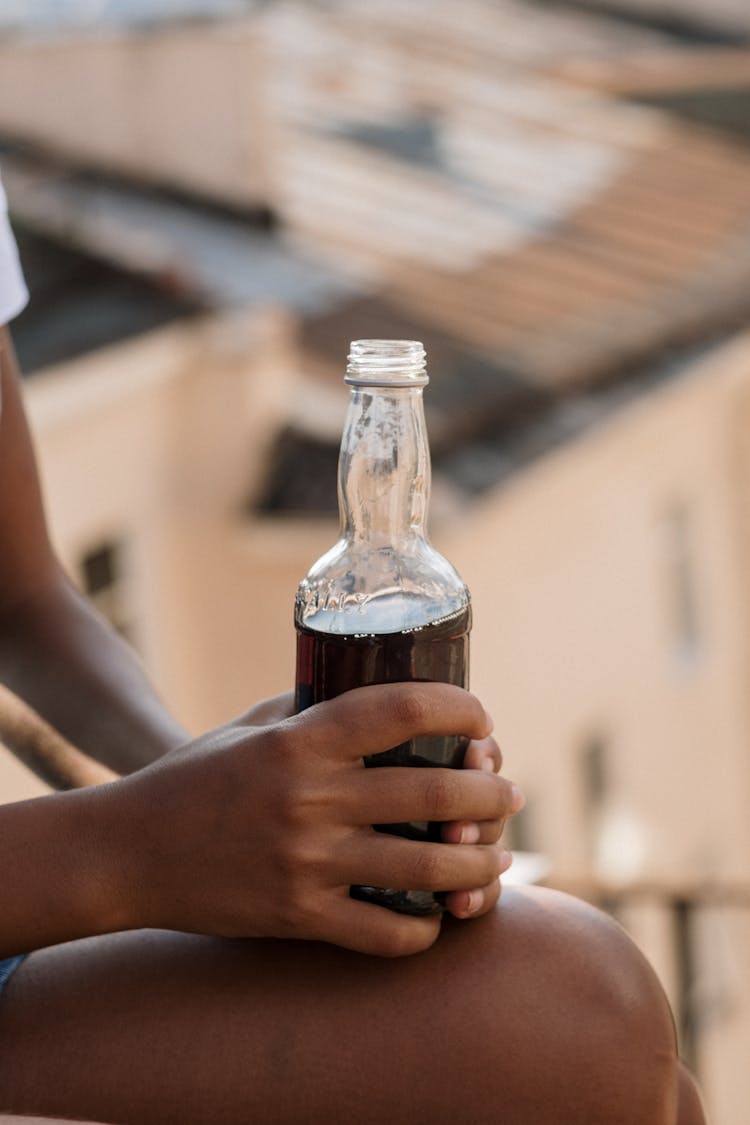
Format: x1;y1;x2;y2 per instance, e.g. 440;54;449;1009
672;898;698;1070
580;733;608;866
80;538;135;643
580;732;648;883
664;503;702;663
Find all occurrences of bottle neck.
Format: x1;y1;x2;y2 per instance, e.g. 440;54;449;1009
338;385;430;546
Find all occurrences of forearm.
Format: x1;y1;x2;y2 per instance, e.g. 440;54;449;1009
0;783;129;957
0;569;189;774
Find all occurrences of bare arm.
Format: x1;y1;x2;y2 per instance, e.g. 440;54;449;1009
0;328;188;773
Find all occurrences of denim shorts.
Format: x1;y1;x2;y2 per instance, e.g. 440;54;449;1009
0;955;26;997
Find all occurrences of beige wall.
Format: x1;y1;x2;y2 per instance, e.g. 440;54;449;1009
0;24;273;208
22;304;294;726
447;347;750;886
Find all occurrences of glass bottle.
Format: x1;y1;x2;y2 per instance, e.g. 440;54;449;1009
294;339;471;915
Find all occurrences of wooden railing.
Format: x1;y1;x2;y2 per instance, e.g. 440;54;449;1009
0;683;117;791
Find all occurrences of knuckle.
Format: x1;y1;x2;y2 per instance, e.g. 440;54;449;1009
483;846;504;882
270;874;302;930
392;685;433;731
465;689;483;712
423;769;460;819
484;818;505;844
272;840;303;888
486;774;511;819
273;782;304;831
465;690;488;728
275;833;323;882
262;723;295;761
483;879;501;911
272;859;321;931
291;890;324;932
274;775;325;833
492;738;504;770
412;847;444;890
272;898;298;934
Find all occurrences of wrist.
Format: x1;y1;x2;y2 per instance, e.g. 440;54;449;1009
0;781;144;955
71;779;143;937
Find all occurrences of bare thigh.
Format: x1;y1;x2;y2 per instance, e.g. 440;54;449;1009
0;888;681;1125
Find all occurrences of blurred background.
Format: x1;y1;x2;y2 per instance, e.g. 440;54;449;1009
0;0;749;1118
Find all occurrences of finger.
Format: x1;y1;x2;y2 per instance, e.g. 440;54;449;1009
444;869;505;920
441;818;504;845
315;893;442;957
337;834;505;894
344;765;517;826
294;682;492;763
239;691;296;728
462;735;502;774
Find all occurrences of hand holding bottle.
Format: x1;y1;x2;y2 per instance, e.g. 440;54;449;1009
100;682;521;957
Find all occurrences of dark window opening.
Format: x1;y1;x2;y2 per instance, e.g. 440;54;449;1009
664;502;702;664
580;733;609;864
79;538;136;644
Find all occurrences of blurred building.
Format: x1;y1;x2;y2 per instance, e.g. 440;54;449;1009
0;1;749;1120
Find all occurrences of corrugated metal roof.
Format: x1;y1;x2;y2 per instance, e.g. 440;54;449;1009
253;0;750;508
0;1;257;32
10;222;202;374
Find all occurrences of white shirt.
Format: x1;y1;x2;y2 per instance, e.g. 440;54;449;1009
0;173;29;326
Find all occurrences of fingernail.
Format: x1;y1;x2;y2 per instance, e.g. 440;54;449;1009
466;889;483;914
481;756;496;773
510;784;526;813
459;822;481;844
499;848;513;873
484;710;494;733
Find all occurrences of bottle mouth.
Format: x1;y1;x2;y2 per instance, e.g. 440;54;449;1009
345;340;428;387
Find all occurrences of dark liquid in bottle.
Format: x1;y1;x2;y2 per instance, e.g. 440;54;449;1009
294;602;471;915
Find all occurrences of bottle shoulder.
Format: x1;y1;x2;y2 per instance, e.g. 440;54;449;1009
295;536;469;634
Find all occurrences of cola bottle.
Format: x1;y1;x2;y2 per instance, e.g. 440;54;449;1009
294;339;471;915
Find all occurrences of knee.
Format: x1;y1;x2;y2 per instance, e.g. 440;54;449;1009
437;886;679;1123
677;1062;707;1125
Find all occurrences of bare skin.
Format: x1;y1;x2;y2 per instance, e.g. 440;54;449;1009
0;889;681;1125
677;1064;708;1125
0;327;705;1122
